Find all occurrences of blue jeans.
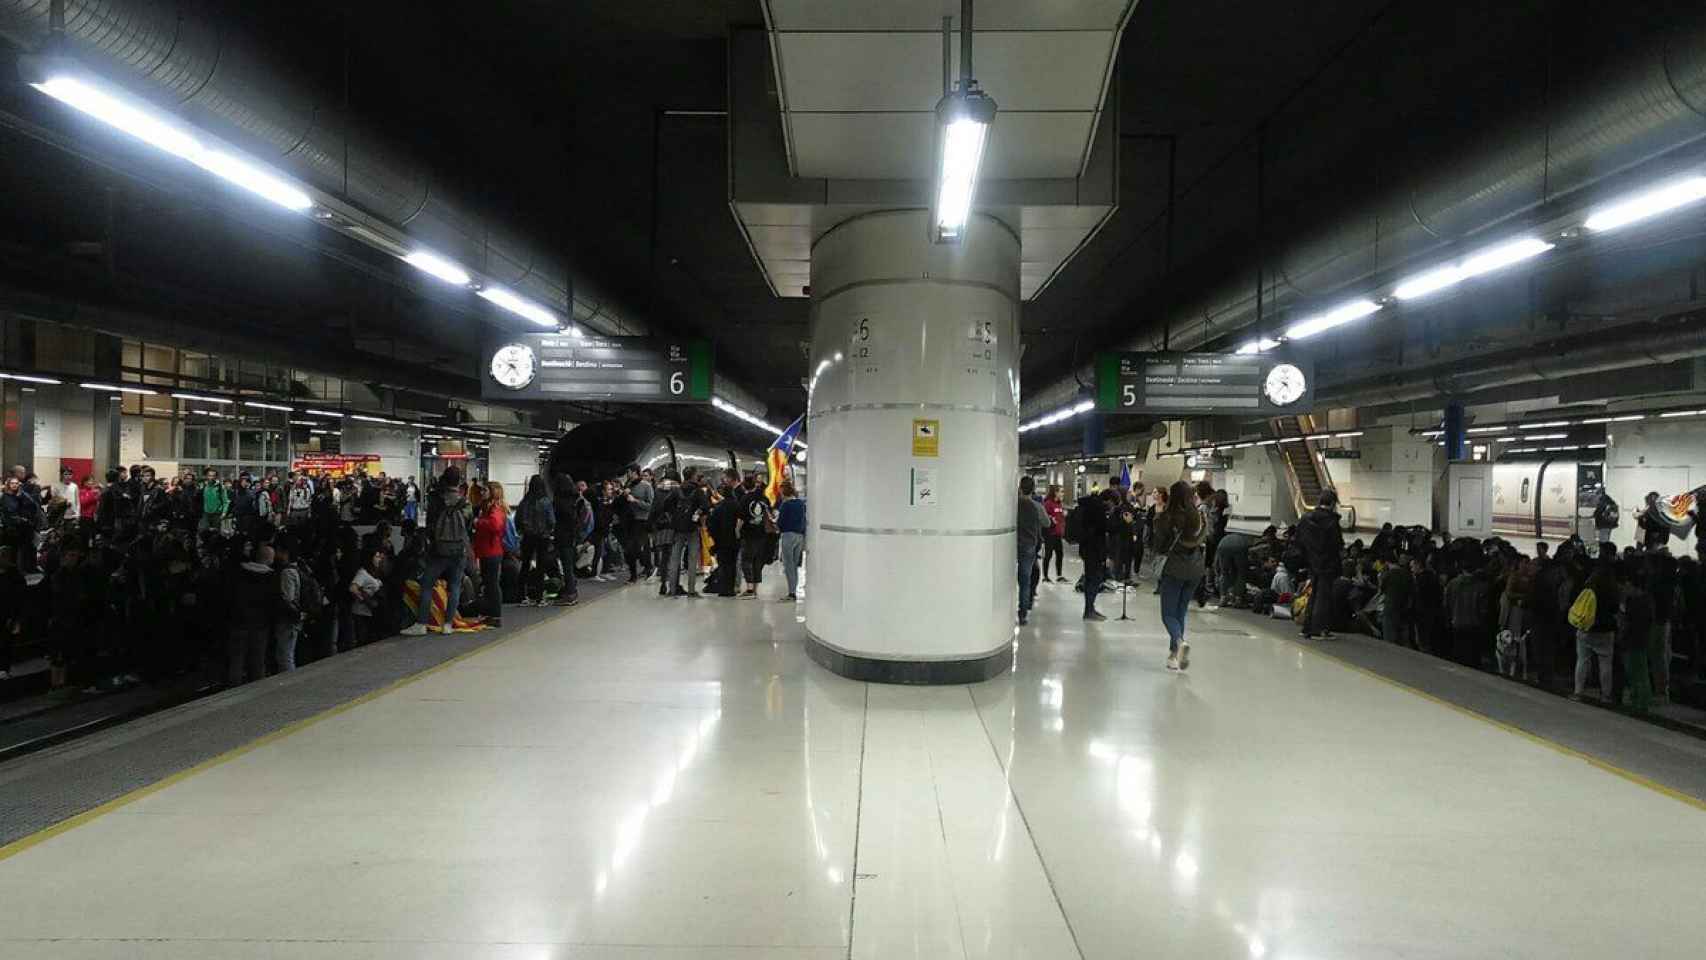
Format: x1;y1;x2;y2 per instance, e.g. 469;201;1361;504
409;552;467;627
1017;551;1038;615
1159;574;1200;652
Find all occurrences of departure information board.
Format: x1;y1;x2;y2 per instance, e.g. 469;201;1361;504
1095;351;1313;415
482;334;713;403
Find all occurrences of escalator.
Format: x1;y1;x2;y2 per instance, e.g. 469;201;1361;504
1272;415;1329;513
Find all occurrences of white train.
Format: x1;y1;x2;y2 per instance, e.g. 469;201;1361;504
1488;458;1596;540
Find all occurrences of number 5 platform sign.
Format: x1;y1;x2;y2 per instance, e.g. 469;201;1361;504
1094;351;1313;416
481;333;713;404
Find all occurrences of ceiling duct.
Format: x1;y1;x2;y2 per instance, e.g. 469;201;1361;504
1022;16;1706;418
0;0;635;337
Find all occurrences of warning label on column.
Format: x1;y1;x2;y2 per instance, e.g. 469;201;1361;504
912;419;940;457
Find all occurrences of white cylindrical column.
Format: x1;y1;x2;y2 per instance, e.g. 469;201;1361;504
804;211;1020;683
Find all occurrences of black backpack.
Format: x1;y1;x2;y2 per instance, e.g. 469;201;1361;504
1593;496;1620;529
518;497;553;538
652;488;680;531
1064;504;1084;544
296;561;327;615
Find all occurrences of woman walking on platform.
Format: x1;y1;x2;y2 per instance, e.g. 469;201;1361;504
1151;480;1207;672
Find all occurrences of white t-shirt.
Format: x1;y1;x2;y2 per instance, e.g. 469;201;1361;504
59;482;79;519
351;567;382;617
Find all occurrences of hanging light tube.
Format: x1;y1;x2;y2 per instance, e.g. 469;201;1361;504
1394;237;1554;300
80;382;155;395
0;371;63;385
302;408;345;418
478;286;559;327
1584;176;1706;232
32;75;310;211
243;401;294;412
1235;338;1281;355
1284;299;1381;340
403;250;471;286
171;393;232;404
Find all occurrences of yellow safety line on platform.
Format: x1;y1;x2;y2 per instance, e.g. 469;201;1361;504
0;591;620;863
1286;633;1706;814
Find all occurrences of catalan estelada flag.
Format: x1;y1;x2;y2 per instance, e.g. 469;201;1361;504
766;415;805;505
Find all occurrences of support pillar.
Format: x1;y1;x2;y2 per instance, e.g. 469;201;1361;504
93;395;121;480
803;211;1019;683
14;387;35;475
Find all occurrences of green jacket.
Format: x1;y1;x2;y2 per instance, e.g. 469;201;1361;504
202;483;229;517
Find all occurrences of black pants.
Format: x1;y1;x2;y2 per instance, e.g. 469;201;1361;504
1452;626;1486;668
1043;536;1064;578
741;535;768;586
1307;570;1338;635
713;543;740;595
518;533;551;602
479;555;503;620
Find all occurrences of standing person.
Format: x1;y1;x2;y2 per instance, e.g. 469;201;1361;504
514;476;555;607
1042;485;1067;583
621;463;654;582
737;474;773;597
272;538;302;673
1617;560;1655;713
228;544;277;685
1592;487;1620;545
707;476;741;597
550;473;586;606
667;468;711;598
1637;491;1672;551
1077;489;1111;621
1379;553;1416;647
472;480;508;627
1152;480;1206;670
78;474;101;521
286;474;312;530
56;467;80;523
404;468;471;636
649;472;682;597
776;480;806;602
1444;561;1492;668
1296;490;1346;640
1015;476;1046;625
1571;563;1621;702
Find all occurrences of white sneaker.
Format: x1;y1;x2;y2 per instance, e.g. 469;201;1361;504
1165;654;1180;671
0;669;10;681
440;623;455;636
1178;641;1191;671
401;624;427;636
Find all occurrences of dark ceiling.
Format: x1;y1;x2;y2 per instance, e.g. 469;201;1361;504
2;0;1703;438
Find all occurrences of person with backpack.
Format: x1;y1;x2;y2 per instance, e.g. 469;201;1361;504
551;472;586;606
665;467;712;597
1592;487;1620;545
402;467;471;636
1152;480;1206;670
1296;489;1346;640
515;476;556;607
736;473;774;597
1570;562;1620;701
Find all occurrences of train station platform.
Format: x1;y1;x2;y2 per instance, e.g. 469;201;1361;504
1;560;1703;959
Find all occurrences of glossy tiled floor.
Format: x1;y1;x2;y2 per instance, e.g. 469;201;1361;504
2;561;1705;959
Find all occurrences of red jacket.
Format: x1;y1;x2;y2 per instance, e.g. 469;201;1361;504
473;506;508;559
1044;497;1066;538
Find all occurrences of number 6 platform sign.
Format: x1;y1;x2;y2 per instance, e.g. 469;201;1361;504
481;333;713;404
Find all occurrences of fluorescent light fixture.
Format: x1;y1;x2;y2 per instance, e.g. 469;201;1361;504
1659;409;1706;418
478;286;558;327
1518;420;1571;429
348;414;402;424
33;76;201;160
1071;400;1095;414
1466;426;1507;434
1284;299;1381;340
80;382;156;395
1419;430;1444;437
1523;433;1568;440
1235;338;1281;354
1581;414;1644;424
1506;447;1538;454
243;401;294;412
193;151;312;211
404;250;471;285
1332;431;1364;439
1393;237;1554;301
1584;176;1706;232
302;408;344;418
0;371;63;385
930;91;998;244
1544;445;1578;451
1394;265;1463;301
309;429;338;435
1279;436;1305;443
171;393;232;404
33;76;313;213
289;419;319;426
1585;443;1607;449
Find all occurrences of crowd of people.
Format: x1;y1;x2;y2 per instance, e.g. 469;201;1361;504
1016;474;1705;712
0;458;808;694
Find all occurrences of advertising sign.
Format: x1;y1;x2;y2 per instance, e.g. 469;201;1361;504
1095;351;1314;416
292;454;381;478
482;333;713;403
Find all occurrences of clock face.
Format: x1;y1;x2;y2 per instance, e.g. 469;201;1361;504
490;343;538;390
1263;363;1307;406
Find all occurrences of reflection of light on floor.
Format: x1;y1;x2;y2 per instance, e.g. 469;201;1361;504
594;707;721;898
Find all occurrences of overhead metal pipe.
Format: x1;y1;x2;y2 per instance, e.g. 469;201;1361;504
1022;16;1706;417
